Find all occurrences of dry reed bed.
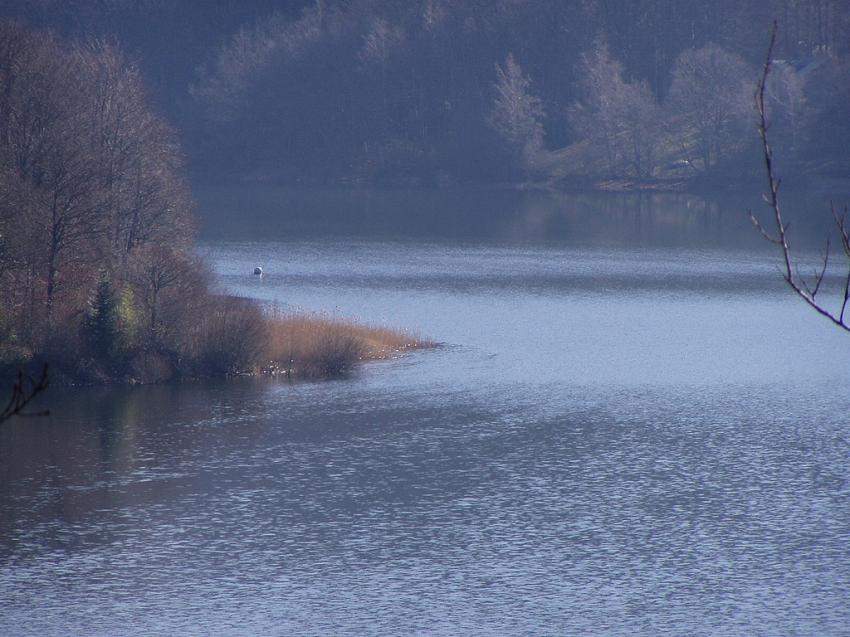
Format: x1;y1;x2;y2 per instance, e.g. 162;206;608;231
192;297;433;379
262;311;434;378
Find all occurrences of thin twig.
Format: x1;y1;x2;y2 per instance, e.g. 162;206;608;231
0;364;50;424
810;238;830;298
752;21;850;333
750;211;781;244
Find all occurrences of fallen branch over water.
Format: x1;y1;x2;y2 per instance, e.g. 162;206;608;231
0;364;49;424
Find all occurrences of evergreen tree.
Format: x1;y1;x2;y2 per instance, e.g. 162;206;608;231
83;272;122;363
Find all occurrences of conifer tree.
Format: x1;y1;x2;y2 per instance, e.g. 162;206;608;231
83;272;122;363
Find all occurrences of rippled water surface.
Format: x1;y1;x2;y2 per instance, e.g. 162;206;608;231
2;190;850;635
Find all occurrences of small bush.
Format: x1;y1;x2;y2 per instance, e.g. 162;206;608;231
191;295;268;375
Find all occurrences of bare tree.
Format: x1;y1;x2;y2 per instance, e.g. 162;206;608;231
568;41;662;178
129;244;190;344
0;25;108;330
750;21;850;333
567;41;624;175
620;79;663;178
667;44;754;170
489;54;545;175
71;41;195;269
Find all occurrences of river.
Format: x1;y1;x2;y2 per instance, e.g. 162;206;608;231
2;189;849;635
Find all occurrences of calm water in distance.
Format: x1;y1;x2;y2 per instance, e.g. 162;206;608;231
2;189;849;635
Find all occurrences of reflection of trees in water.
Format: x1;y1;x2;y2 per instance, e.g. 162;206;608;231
94;388;142;471
504;191;749;246
1;384;188;544
197;185;844;248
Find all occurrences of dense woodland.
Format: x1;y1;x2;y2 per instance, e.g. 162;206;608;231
2;0;847;187
0;21;212;383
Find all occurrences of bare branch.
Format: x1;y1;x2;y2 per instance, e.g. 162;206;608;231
0;364;49;424
749;211;781;244
841;268;850;325
831;204;850;257
751;21;850;333
811;238;830;298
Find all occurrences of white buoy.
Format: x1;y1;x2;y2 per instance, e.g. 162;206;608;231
253;266;263;276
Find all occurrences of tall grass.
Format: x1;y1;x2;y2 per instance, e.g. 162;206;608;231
263;308;432;378
189;297;433;379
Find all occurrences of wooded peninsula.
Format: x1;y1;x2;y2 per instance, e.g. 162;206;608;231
0;21;428;386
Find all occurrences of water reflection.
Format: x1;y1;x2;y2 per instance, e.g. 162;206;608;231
196;185;838;249
2;380;849;635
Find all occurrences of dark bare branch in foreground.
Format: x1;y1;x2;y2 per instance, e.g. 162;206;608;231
750;21;850;333
0;364;49;424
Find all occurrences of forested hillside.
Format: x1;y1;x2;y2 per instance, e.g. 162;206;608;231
2;0;848;187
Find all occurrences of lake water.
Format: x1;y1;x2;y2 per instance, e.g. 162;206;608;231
2;189;850;635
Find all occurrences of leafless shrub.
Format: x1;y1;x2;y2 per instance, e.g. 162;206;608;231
190;296;268;375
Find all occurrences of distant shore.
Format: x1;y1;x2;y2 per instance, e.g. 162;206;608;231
192;169;850;199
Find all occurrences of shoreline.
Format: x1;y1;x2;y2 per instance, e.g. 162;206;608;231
0;307;436;389
190;172;850;199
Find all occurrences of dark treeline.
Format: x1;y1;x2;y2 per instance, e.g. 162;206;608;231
1;1;848;188
0;0;308;119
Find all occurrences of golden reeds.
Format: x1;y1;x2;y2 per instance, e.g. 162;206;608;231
261;308;433;378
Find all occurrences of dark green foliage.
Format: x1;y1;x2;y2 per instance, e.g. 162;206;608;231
82;272;123;364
